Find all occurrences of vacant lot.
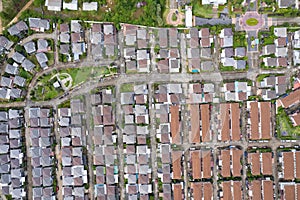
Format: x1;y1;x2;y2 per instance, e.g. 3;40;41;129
31;66;110;101
1;0;29;26
277;108;300;139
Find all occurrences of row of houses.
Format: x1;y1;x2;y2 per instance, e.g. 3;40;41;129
257;75;289;100
28;107;56;200
90;87;119;199
156;28;180;73
123;24;151;73
46;0;99;11
58;99;88;199
262;27;289;68
187;28;213;72
59;21;86;62
120;84;153;199
0;109;26;199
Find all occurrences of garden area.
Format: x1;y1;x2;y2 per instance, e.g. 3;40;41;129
0;0;29;26
31;66;112;101
23;0;166;29
276;107;300;140
233;31;247;48
191;0;213;18
246;18;258;26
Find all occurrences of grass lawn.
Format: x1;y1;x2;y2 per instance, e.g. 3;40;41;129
192;1;213;18
246;18;259;26
220;65;235;71
1;0;29;26
120;83;134;93
233;31;247;48
256;74;270;82
263;37;274;45
277;108;300;139
32;66;111;101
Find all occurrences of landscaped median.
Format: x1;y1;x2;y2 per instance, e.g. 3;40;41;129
246;18;259;26
30;66;116;101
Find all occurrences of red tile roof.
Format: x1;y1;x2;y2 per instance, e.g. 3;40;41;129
283;152;294;180
201;104;211;142
190;104;200;143
249;153;260;176
279;89;300;108
262;152;273;175
221;150;230;177
170;105;181;144
263;180;273;200
232;148;242;177
250;102;259;140
173;183;182;200
191;150;201;179
172;151;182;180
231;103;240;141
260;102;271;139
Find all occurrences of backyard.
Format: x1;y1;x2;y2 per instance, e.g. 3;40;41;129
31;66;112;101
276;108;300;139
191;0;213;18
233;31;247;48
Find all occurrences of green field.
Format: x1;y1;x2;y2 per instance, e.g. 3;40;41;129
31;66;111;101
120;83;134;93
233;31;247;48
1;0;29;26
192;1;213;18
276;108;300;139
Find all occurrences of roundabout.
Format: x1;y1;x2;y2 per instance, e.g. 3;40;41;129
240;11;265;31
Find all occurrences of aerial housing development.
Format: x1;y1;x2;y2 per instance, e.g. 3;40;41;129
0;0;300;199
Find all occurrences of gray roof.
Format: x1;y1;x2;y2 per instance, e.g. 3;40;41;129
60;44;70;55
71;20;81;32
37;39;48;52
35;53;48;68
60;33;70;43
1;174;11;184
235;47;246;57
1;76;12;87
10;88;22;98
28;18;50;31
121;92;134;105
201;61;214;71
201;48;212;58
13;76;26;87
0;36;13;51
33;187;42;197
0;112;8;121
72;42;85;54
0;163;10;173
5;64;18;75
195;16;232;26
7;21;28;36
8;109;21;119
21;59;35;71
24;41;36;54
0;88;9;99
12;52;25;63
105;44;115;56
103;24;114;35
278;0;296;8
236;60;246;69
0;135;8;144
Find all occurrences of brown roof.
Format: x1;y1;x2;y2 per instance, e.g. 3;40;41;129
170;105;181;144
190;104;200;143
231;103;240;141
251;180;261;200
203;182;213;200
172;151;182;179
201;104;211;142
202;150;212;178
220;104;230;142
263;180;273;200
191;182;202;200
283;152;294;180
191;150;201;179
200;38;210;47
226;83;235;91
260;102;271;139
250;102;259;140
193;84;202;93
249;153;260;176
296;151;300;179
232;148;242;177
200;28;210;38
221;150;230;177
233;181;242;200
222;181;232;200
173;183;182;200
297;184;300;200
292;113;300;126
277;37;287;46
284;184;295;200
279;89;300;108
262;152;273;175
278;57;288;67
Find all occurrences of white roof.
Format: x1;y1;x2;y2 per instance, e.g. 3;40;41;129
185;6;193;28
82;2;98;11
